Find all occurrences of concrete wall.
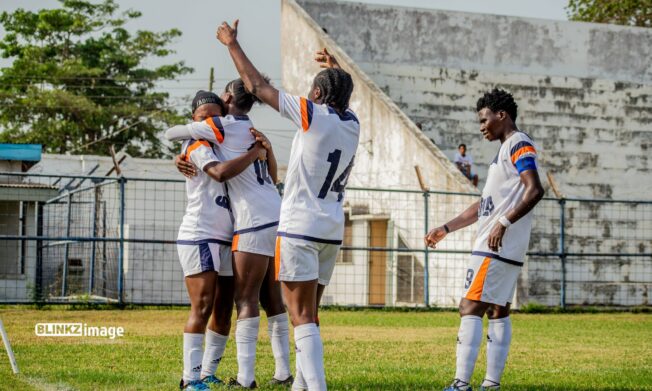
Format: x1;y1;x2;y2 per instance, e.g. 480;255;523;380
298;0;652;200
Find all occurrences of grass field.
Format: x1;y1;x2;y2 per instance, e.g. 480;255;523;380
1;308;651;390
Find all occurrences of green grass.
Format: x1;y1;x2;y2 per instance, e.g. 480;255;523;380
1;308;651;390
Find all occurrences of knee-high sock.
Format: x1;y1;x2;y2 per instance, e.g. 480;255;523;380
292;344;308;390
183;333;204;383
294;323;326;390
236;316;260;387
268;313;291;380
200;329;228;378
484;317;512;386
455;315;483;383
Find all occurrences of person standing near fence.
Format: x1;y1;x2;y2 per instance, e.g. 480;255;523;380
169;79;292;388
425;89;544;391
216;20;359;391
173;91;270;391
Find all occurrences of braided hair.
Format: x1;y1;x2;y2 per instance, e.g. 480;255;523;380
476;88;518;121
224;76;271;112
312;68;354;114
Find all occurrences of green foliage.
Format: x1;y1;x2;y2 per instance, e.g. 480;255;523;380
566;0;652;27
0;0;192;157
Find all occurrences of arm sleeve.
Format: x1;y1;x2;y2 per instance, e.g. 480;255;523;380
186;140;220;171
165;124;193;141
510;139;538;174
279;90;313;131
188;117;225;144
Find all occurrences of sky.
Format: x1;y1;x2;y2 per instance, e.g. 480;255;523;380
0;0;569;162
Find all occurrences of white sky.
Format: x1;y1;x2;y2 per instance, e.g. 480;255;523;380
1;0;569;162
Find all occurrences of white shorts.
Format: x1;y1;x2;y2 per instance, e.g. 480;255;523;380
232;223;278;257
462;254;521;306
274;234;340;286
177;239;233;277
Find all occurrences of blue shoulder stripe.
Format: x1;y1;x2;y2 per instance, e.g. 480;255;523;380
510;140;534;156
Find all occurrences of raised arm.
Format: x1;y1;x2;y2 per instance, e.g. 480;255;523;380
425;201;480;249
216;21;280;111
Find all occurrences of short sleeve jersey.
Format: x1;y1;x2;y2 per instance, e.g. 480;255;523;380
473;131;539;265
276;90;361;243
178;139;233;243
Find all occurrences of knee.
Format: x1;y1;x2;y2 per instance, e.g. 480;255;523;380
192;295;214;323
235;294;258;313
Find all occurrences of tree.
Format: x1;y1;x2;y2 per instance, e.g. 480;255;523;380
0;0;192;157
566;0;651;27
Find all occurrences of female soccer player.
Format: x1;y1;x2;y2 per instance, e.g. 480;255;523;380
175;91;269;390
169;80;291;389
216;20;360;391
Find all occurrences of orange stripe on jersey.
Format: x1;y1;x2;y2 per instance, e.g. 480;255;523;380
300;98;310;132
231;234;240;253
511;146;536;164
183;140;210;162
205;116;225;143
465;257;491;301
274;237;282;280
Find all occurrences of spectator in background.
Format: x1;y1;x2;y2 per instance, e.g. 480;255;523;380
454;144;479;187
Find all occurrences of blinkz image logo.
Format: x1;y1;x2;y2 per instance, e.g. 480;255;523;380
35;323;125;339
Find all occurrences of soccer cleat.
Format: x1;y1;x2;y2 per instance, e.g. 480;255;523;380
180;379;211;390
202;375;224;386
268;375;294;386
479;379;500;390
227;378;258;389
444;379;472;391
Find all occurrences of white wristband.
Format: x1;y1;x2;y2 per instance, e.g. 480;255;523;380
498;216;512;228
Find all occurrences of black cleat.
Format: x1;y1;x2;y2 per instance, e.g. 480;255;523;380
227;378;257;389
268;375;294;387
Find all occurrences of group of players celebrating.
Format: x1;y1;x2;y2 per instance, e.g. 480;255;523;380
169;19;543;391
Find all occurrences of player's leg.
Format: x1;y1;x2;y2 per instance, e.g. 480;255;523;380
260;257;292;385
480;261;519;390
201;245;233;384
201;275;234;384
183;271;217;389
232;251;268;388
481;303;511;390
446;255;494;391
291;282;326;390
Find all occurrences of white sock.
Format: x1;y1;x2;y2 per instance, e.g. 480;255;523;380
455;315;483;384
294;323;326;391
183;333;204;383
200;329;228;379
292;344;308;390
268;313;292;380
236;316;260;387
484;317;512;386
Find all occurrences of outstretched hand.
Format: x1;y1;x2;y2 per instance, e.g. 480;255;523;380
424;226;447;249
216;20;239;46
250;128;272;151
314;47;340;69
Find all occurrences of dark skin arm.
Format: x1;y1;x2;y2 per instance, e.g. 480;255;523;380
203;142;267;183
216;21;280;111
424;201;480;248
486;169;545;251
250;128;278;184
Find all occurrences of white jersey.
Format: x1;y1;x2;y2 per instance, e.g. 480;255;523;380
187;115;281;234
177;139;233;244
277;90;361;243
473;131;539;265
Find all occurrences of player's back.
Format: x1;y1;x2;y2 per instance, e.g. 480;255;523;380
178;139;233;243
278;91;360;242
188;115;281;232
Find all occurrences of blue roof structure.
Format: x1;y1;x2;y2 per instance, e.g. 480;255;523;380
0;144;42;162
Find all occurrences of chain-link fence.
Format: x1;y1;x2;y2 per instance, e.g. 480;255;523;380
0;172;650;308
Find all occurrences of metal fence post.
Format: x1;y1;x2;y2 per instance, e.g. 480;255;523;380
61;192;72;297
89;184;98;296
559;198;566;309
423;191;430;307
118;177;126;305
35;201;43;302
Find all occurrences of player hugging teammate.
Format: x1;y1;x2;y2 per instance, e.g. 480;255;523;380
426;89;545;391
170;18;358;391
